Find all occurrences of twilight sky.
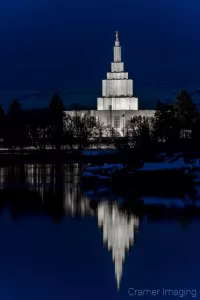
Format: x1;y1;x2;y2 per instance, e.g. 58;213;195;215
0;0;200;109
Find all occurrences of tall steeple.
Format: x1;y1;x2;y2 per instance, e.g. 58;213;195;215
97;31;138;112
114;31;121;62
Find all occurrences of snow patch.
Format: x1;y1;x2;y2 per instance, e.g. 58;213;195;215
142;196;185;208
140;158;200;171
81;150;118;156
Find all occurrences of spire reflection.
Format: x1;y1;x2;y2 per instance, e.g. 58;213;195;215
97;201;139;290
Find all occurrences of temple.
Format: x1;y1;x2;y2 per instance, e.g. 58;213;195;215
90;31;155;135
97;31;138;111
65;32;155;136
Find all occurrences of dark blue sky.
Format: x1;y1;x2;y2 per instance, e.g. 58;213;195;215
0;0;200;108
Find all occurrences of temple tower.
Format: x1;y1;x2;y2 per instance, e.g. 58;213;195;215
97;32;138;111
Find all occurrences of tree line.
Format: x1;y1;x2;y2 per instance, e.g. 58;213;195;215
0;90;199;154
124;90;200;158
0;93;120;152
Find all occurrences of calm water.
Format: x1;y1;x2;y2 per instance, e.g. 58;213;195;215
0;164;199;299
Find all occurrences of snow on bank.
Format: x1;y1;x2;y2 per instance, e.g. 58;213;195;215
141;158;200;171
83;164;124;178
81;150;118;156
142;196;185;208
86;164;123;172
82;164;124;182
83;171;111;182
83;159;200;178
143;196;200;208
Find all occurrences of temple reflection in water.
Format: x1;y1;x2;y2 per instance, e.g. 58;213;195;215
98;201;139;290
0;163;139;290
25;163;94;216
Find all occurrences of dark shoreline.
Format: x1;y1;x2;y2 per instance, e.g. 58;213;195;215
0;150;122;164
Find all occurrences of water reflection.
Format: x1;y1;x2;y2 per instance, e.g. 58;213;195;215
0;164;200;298
98;201;139;290
0;163;92;217
0;163;138;291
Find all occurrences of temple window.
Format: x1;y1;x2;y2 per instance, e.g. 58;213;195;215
114;116;120;128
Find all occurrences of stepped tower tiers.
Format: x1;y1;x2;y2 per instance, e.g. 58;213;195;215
97;32;138;111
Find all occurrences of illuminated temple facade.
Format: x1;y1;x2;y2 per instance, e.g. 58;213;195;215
97;31;138;111
65;32;155;136
90;31;155;135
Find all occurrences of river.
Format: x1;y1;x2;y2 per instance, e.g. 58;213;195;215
0;163;198;299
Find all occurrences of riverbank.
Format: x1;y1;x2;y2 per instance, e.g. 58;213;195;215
82;158;200;197
0;149;121;164
0;148;199;164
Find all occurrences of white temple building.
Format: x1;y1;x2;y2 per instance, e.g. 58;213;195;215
90;31;155;135
65;31;155;136
97;31;138;111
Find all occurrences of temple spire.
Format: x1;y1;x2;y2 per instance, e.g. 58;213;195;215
115;31;119;41
114;31;121;62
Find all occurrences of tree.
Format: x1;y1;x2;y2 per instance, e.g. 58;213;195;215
8;100;21;118
27;109;51;151
64;111;97;150
173;90;198;129
191;114;200;148
5;100;28;152
126;116;156;160
49;93;65;151
127;116;154;146
153;109;180;143
0;105;5;147
49;93;65;112
91;119;105;148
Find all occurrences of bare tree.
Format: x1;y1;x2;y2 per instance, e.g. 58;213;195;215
27;109;51;151
63;111;98;150
127;115;155;148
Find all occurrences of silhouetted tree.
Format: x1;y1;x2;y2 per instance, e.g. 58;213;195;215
125;116;156;160
173;90;198;130
127;116;154;146
64;111;97;150
153;109;180;143
48;94;65;151
27;109;51;151
0;105;5;147
26;110;39;148
191;115;200;148
96;119;104;139
9;99;21;116
49;93;65;111
37;110;51;151
5;100;28;152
